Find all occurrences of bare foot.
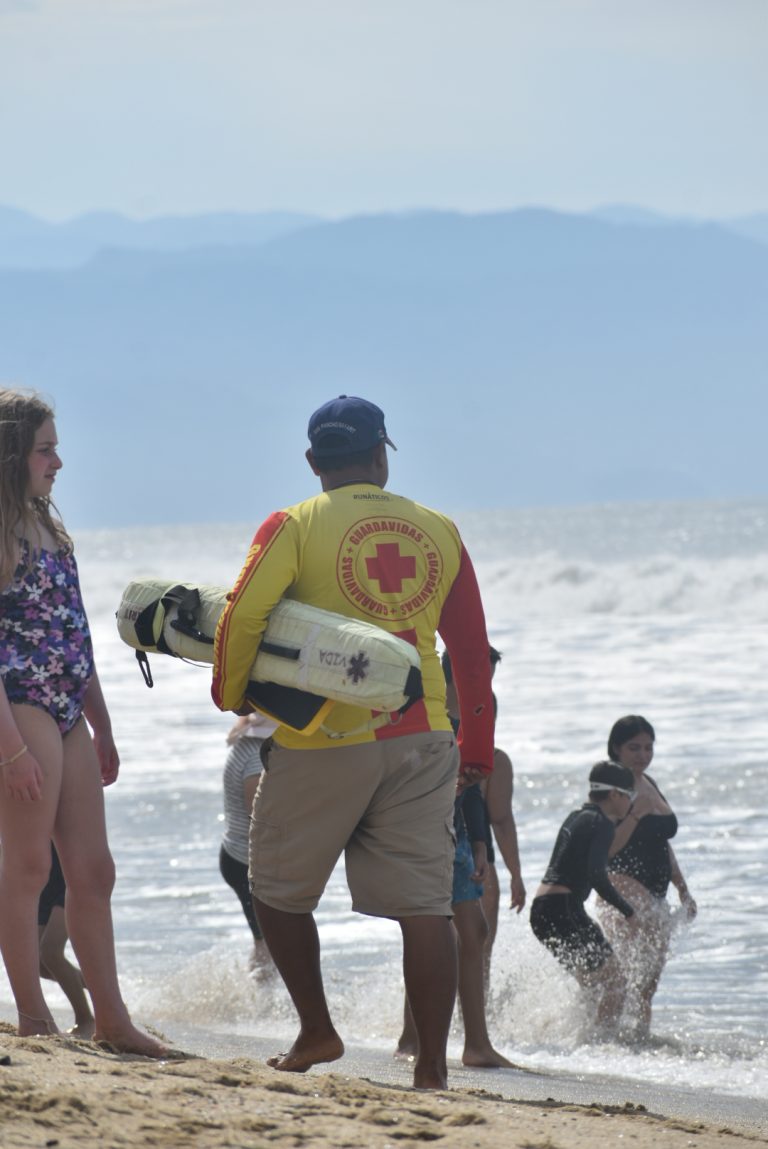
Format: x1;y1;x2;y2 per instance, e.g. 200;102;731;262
412;1063;448;1090
94;1024;169;1059
18;1013;58;1037
68;1019;96;1039
267;1029;344;1073
248;941;274;976
462;1045;518;1069
393;1039;418;1060
248;955;276;985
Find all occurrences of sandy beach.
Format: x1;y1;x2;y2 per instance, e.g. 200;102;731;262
0;1024;764;1149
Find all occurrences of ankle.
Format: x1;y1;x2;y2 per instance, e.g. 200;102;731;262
18;1010;57;1036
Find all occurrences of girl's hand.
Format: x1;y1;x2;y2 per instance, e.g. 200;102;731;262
92;728;120;787
2;750;43;801
470;842;489;884
629;793;655;819
510;874;527;913
680;889;697;921
460;763;492;786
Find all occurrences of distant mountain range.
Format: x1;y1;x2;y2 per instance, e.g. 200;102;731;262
591;204;768;246
3;202;767;270
0;204;765;528
0;207;319;269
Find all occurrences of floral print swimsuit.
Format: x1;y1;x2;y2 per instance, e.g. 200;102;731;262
0;540;94;734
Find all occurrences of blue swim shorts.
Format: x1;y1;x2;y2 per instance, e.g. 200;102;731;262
452;833;483;905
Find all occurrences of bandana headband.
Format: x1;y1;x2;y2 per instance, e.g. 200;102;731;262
589;781;634;796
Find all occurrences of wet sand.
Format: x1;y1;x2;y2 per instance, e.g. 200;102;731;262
0;1023;765;1149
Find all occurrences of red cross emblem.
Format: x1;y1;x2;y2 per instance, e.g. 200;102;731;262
365;542;417;593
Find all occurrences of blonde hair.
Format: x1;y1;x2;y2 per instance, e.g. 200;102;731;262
0;388;71;587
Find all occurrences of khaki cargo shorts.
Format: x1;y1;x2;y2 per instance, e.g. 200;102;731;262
249;731;458;918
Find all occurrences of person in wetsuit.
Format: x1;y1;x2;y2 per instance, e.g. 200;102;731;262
530;761;636;1032
598;715;697;1039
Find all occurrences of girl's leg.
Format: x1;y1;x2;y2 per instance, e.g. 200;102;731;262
0;706;63;1035
577;955;628;1033
454;900;514;1068
633;912;673;1038
599;886;670;1038
38;908;95;1035
480;863;499;995
55;719;166;1056
394;993;419;1058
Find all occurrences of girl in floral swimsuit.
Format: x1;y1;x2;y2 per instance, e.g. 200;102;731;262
0;388;165;1055
1;537;94;734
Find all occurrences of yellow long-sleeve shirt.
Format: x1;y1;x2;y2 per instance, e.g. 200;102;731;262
212;483;494;770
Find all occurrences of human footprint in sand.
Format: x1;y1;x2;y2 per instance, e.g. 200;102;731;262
212;395;495;1090
0;389;166;1058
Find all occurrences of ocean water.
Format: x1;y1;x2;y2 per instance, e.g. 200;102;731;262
2;499;767;1101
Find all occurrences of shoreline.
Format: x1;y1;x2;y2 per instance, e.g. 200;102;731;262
1;1023;765;1148
169;1023;768;1137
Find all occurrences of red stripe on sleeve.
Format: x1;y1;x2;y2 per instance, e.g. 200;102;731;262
437;545;494;772
211;511;291;710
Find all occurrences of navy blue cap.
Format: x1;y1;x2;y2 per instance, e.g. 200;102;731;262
308;395;396;460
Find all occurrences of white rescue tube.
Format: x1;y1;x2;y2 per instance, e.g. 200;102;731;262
116;579;423;734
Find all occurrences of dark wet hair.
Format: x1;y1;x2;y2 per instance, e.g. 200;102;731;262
442;645;502;685
588;760;635;802
607;715;656;762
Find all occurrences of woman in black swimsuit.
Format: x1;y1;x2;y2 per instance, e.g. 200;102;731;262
598;715;697;1039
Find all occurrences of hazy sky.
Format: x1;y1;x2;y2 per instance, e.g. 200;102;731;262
1;0;766;221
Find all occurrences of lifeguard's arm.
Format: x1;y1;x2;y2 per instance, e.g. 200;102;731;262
486;747;526;912
0;678;42;801
212;512;298;712
82;669;119;787
669;845;697;918
437;545;494;777
588;820;634;917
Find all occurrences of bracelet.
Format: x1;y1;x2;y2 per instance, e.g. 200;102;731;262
0;743;28;767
